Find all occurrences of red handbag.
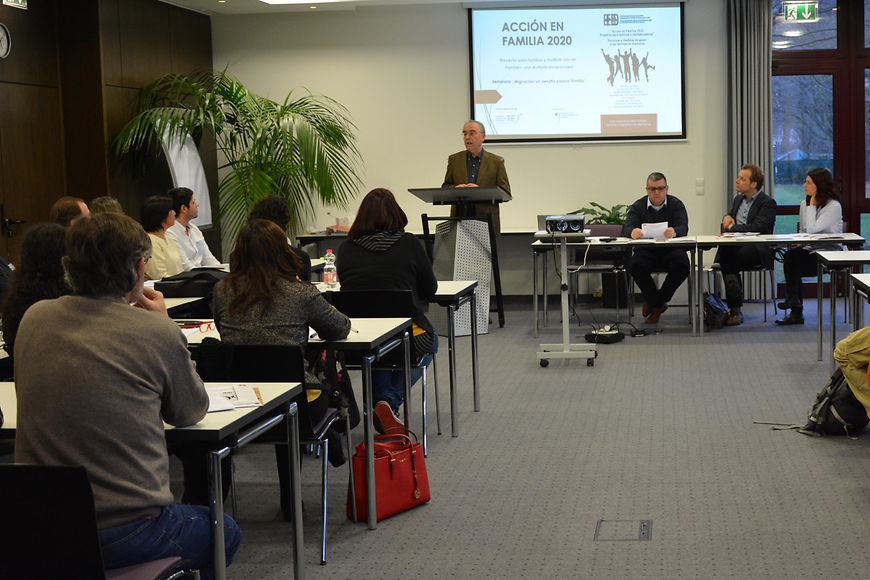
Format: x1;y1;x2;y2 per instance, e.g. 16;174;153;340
346;432;431;522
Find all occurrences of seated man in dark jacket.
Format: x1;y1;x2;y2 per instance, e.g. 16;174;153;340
622;172;690;324
717;164;777;326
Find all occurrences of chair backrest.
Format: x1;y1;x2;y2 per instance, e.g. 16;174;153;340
227;343;307;385
220;342;318;438
0;464;107;579
588;223;623;237
326;289;414;318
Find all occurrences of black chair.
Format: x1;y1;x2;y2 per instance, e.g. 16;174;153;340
0;464;189;579
567;224;632;319
325;289;439;456
201;341;354;565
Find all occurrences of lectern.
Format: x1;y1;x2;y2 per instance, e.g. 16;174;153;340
410;187;511;330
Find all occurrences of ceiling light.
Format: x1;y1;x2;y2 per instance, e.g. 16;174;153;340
782;30;803;37
259;0;343;4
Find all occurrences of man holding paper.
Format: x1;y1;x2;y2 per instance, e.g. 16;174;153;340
622;172;690;324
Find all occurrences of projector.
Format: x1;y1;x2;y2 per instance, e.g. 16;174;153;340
545;214;585;234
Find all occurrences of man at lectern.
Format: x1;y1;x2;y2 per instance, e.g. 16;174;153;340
442;120;511;233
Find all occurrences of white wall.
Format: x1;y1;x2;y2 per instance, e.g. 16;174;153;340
212;0;729;293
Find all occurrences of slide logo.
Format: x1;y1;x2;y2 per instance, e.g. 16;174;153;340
603;14;619;26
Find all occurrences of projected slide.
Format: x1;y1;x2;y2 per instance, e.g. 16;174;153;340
470;5;685;142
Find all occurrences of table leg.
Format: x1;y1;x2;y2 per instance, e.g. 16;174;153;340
817;262;823;361
470;292;480;412
209;446;230;580
448;303;458;437
402;331;412;431
287;404;303;580
533;249;539;338
697;247;705;337
543;250;549;327
830;268;838;373
362;354;377;530
689;248;696;335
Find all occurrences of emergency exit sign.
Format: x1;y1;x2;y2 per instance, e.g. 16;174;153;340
784;2;818;22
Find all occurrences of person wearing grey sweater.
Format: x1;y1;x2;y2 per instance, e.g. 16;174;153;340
777;168;844;326
13;214;239;577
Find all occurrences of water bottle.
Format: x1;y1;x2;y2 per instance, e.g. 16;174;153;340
323;249;338;288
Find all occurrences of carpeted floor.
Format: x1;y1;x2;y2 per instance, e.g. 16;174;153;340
176;298;870;579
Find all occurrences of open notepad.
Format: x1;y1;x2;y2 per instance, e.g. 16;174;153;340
207;384;263;413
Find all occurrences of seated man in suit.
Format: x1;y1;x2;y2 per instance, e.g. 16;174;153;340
717;164;777;326
13;213;240;577
442;120;511;233
622;172;690;324
166;187;221;271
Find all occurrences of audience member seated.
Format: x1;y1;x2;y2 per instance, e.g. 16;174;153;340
249;196;312;281
833;326;870;418
1;223;71;357
166;187;221;271
776;168;843;326
141;195;183;280
212;218;351;515
716;163;777;326
622;171;690;324
13;213;240;576
49;196;89;226
89;196;124;215
336;188;438;434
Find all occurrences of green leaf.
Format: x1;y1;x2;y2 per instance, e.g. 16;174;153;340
111;70;362;243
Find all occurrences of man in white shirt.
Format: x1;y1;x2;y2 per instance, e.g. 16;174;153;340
166;187;221;270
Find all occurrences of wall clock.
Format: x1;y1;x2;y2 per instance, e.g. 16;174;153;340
0;23;10;59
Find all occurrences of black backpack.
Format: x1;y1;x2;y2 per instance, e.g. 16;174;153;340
703;292;729;329
805;368;869;436
155;268;228;298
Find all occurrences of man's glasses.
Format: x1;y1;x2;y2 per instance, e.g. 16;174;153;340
462;131;481;136
646;186;668;193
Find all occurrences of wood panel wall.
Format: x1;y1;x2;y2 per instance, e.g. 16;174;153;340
0;0;218;261
0;1;65;260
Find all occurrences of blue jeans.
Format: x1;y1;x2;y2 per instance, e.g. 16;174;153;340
98;503;241;579
373;335;439;412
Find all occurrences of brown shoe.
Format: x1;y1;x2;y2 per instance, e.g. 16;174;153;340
724;309;743;326
642;303;650;317
373;401;405;435
645;304;668;324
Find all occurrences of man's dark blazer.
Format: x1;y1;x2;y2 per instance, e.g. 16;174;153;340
718;190;778;267
442;149;511;232
722;190;777;234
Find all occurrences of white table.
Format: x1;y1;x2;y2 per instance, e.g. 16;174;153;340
431;281;480;437
184;317;413;531
850;273;870;329
694;233;865;338
0;382;304;580
317;281;482;438
815;249;870;369
532;235;698;335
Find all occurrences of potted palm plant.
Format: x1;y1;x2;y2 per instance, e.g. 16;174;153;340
112;70;362;248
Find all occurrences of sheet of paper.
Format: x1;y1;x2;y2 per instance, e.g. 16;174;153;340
641;222;667;240
207;392;234;413
206;384;262;413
